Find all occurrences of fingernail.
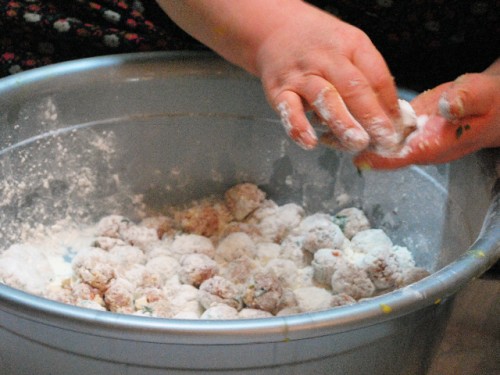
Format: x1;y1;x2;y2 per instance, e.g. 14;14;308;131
278;101;317;150
301;127;318;149
438;94;452;119
342;128;369;152
439;93;464;120
290;127;317;150
450;96;465;118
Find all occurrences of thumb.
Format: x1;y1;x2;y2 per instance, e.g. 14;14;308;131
438;72;497;120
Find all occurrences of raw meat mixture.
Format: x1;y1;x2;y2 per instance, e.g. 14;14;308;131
0;183;429;319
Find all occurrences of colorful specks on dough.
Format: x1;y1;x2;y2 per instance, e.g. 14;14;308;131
380;304;392;314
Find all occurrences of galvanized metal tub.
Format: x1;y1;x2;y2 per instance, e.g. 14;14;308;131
0;52;498;374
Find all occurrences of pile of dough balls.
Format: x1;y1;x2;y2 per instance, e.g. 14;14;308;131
1;183;429;319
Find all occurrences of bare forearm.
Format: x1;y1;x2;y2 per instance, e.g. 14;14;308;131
157;0;402;155
155;0;305;75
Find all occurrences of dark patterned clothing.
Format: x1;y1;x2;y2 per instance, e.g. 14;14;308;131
0;0;499;91
315;0;500;90
0;0;203;77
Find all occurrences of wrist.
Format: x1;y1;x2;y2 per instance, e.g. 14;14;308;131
157;0;307;75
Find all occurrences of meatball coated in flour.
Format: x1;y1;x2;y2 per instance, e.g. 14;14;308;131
292;213;348;254
0;183;430;319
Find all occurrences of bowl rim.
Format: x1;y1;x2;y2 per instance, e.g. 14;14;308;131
0;51;498;344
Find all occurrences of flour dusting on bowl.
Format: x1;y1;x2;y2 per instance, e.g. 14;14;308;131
0;183;429;319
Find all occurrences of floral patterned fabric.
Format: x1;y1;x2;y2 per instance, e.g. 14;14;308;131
0;0;203;77
0;0;499;90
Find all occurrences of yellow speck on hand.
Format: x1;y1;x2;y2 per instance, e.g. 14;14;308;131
356;162;372;172
380;304;392;314
211;26;227;43
213;26;226;37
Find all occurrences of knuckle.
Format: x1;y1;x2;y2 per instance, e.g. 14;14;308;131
347;26;371;45
371;73;395;93
340;79;371;100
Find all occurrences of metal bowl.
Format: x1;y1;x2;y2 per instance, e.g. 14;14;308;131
0;52;498;375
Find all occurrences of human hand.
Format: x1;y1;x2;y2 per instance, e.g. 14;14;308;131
254;2;400;152
354;59;500;170
158;0;400;152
